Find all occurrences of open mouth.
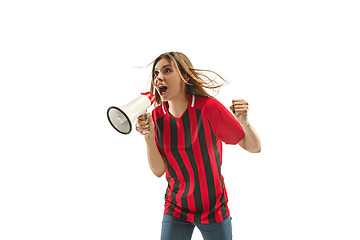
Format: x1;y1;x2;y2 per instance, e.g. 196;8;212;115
159;86;168;96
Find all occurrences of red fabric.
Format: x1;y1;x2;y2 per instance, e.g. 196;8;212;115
152;95;244;224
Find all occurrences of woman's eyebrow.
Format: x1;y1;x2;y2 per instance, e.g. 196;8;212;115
155;64;172;71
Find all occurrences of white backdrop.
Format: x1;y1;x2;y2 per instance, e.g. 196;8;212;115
1;0;359;239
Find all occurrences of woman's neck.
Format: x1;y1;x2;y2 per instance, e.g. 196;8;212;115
168;93;189;118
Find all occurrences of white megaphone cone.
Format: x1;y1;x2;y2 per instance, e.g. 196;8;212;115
107;92;155;134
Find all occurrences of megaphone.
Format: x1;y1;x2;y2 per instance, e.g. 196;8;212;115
107;92;155;134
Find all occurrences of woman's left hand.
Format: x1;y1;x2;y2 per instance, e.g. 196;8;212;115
230;99;249;124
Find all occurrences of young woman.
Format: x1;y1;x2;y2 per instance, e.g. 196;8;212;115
135;52;261;240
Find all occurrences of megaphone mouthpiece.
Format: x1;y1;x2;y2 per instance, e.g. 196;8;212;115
141;91;155;105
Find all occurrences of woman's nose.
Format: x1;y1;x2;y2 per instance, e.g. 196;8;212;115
155;74;164;84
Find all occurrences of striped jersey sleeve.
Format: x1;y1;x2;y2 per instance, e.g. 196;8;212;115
203;97;244;144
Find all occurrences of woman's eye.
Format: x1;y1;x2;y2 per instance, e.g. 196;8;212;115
154;71;159;76
164;68;171;73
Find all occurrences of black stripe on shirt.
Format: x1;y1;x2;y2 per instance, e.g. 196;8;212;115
169;115;191;219
182;110;203;223
209;121;224;187
157;116;178;216
196;109;217;224
209;120;228;220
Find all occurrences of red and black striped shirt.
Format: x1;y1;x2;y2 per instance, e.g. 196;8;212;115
152;95;244;224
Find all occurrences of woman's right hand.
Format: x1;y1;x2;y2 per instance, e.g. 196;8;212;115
135;113;155;138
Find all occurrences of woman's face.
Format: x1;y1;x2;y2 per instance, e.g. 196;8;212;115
153;58;187;102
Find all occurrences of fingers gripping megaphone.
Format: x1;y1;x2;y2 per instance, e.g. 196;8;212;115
107;92;155;134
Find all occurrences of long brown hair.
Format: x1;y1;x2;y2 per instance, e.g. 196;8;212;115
150;52;228;105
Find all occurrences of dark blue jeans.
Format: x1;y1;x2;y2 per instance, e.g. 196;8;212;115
161;215;232;240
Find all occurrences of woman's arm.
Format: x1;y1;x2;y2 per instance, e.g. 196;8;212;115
238;121;261;153
136;114;167;177
231;99;261;153
145;135;167;177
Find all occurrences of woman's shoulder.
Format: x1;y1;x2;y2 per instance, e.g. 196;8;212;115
196;96;230;119
196;95;222;109
151;103;166;119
